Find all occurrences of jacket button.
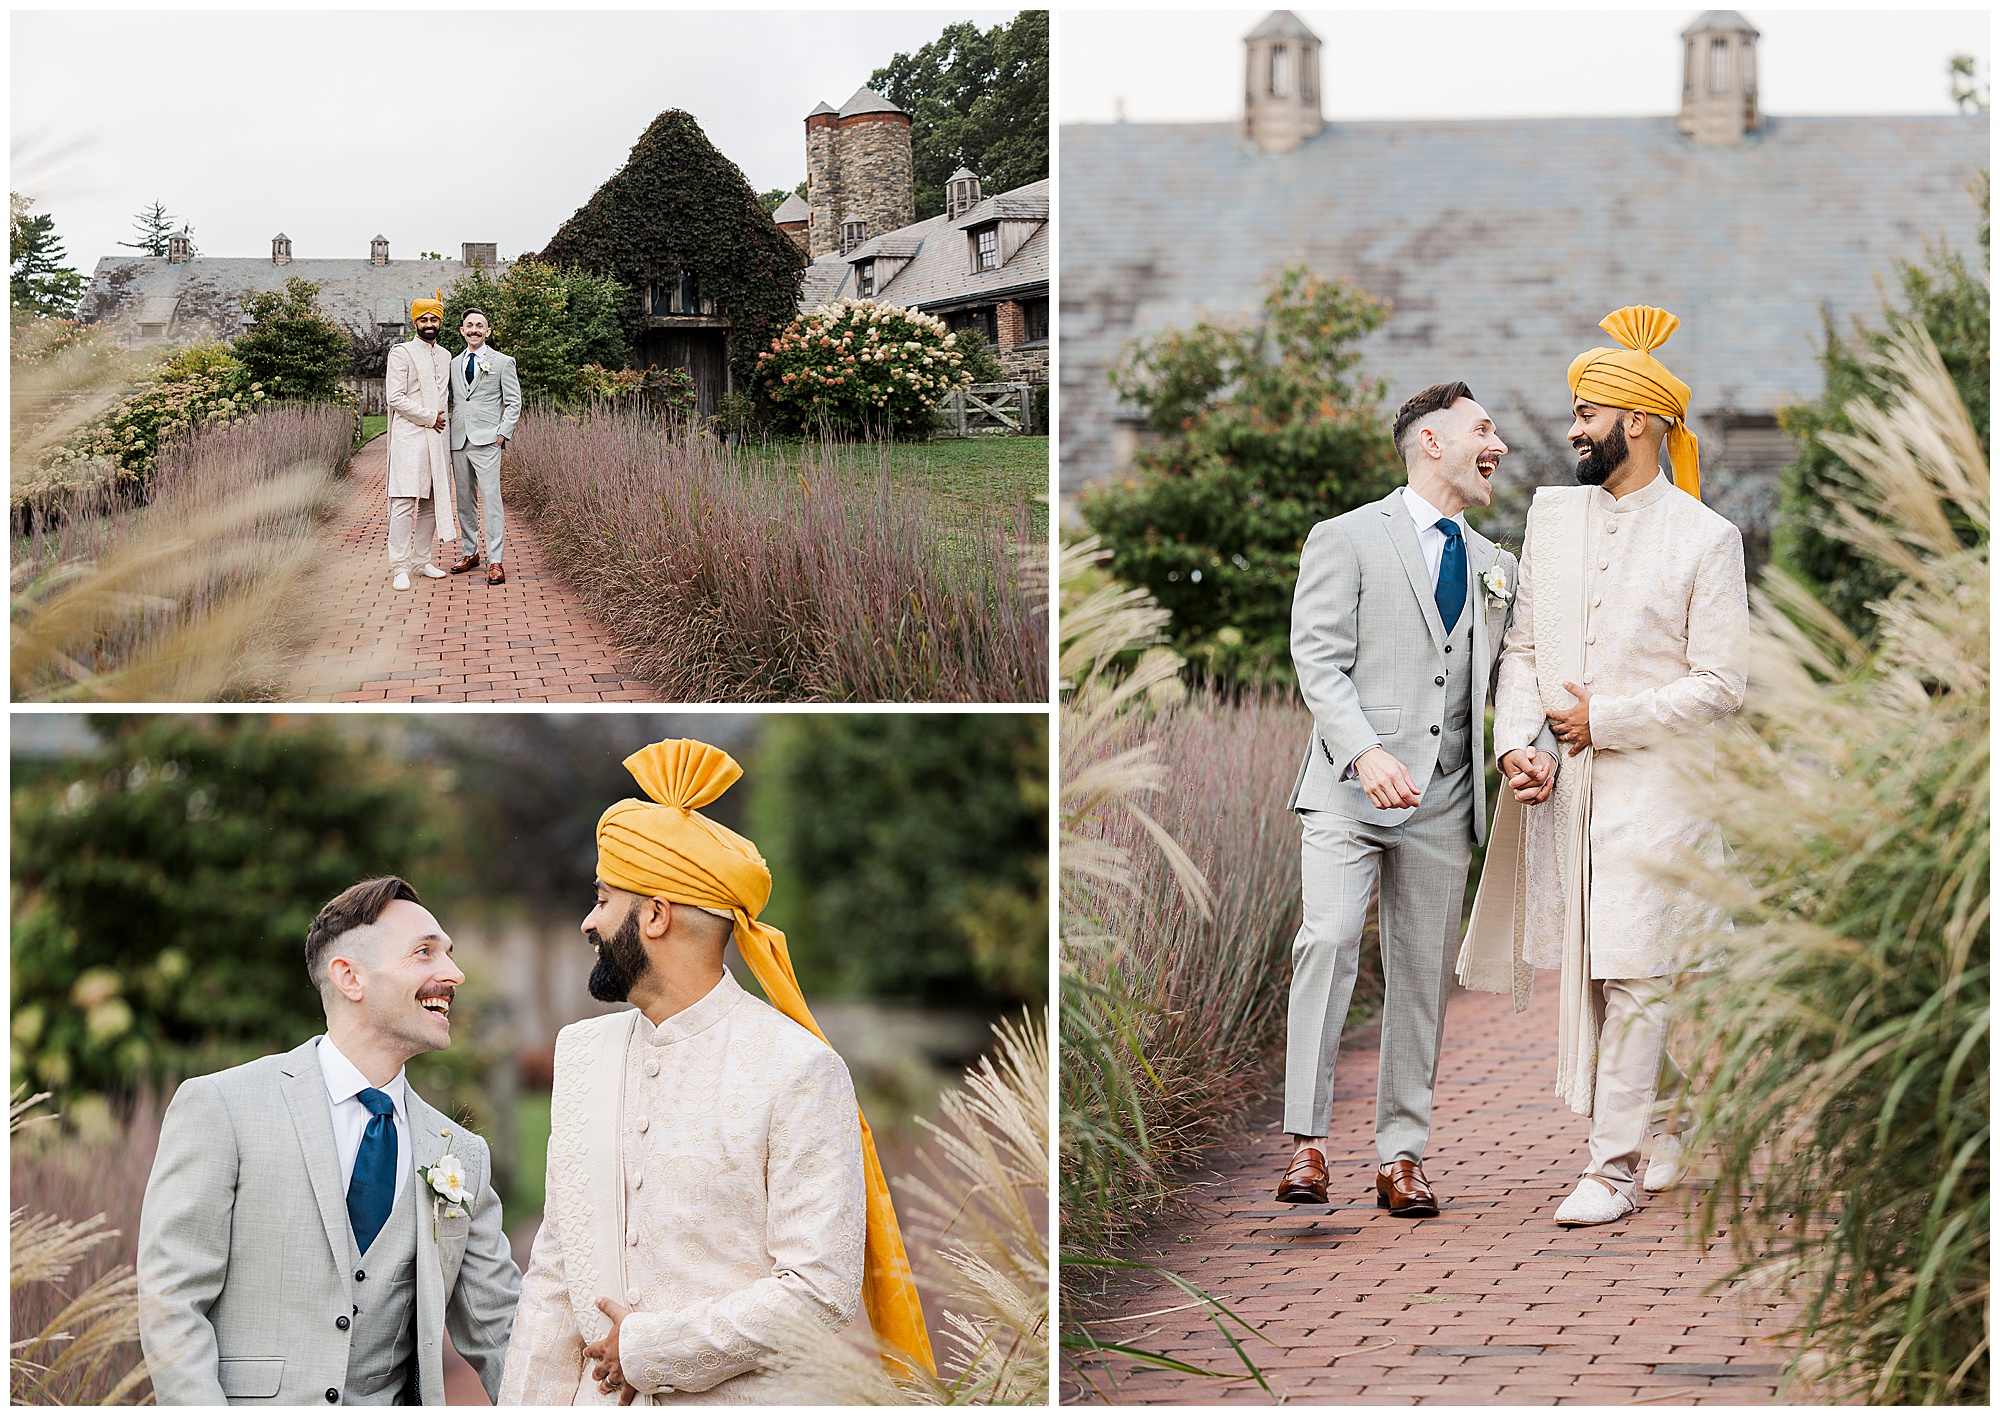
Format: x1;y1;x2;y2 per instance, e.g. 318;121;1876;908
326;1389;340;1403
355;1270;366;1283
1444;644;1454;653
1430;725;1441;736
1435;675;1445;686
336;1315;350;1331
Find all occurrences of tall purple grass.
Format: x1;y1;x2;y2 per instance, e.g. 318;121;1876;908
509;409;1047;702
11;1096;162;1405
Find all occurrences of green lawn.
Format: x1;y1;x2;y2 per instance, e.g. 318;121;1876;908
360;414;386;443
743;434;1050;536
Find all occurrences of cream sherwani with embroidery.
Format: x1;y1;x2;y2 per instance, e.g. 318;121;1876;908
498;970;865;1406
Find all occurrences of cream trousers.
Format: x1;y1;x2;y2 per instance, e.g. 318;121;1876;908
1586;975;1695;1199
386;495;436;573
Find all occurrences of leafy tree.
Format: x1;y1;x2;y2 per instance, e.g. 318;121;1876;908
1082;264;1403;684
758;180;808;214
233;276;352;403
1773;187;1988;637
870;10;1049;219
10;717;444;1104
439;258;630;404
751;715;1048;1010
541;109;804;391
953;326;1006;385
117;200;195;258
10;194;88;319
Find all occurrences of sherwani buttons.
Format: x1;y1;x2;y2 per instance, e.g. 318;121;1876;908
628;1229;640;1246
645;1057;660;1077
638;1116;650;1133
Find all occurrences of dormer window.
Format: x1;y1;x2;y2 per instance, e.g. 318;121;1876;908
974;226;999;271
857;261;875;298
841;219;867;255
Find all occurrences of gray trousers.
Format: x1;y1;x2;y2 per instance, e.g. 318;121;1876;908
452;442;505;563
1283;761;1474;1160
1586;975;1696;1198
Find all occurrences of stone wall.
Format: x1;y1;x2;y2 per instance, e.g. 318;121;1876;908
806;111;914;258
999;344;1048;385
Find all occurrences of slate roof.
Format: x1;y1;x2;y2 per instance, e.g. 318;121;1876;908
1059;113;1989;517
799;178;1050;313
772;193;810;224
76;255;507;343
837;87;904;119
1247;10;1317;41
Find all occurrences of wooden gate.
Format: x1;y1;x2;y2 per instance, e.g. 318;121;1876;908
938;382;1037;437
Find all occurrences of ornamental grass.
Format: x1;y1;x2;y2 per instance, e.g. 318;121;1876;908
508;407;1047;702
11;404;351;701
1056;539;1336;1268
1662;325;1988;1404
9;1089;158;1406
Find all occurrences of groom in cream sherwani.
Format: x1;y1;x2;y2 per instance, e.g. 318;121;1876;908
382;297;456;591
138;877;519;1404
1278;381;1531;1218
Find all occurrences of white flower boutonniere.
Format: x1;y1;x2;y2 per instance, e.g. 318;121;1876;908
418;1131;469;1239
1481;565;1513;607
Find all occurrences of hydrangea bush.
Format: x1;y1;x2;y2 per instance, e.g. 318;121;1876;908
755;299;971;437
49;343;268;490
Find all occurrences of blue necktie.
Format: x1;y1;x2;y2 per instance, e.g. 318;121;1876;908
464;352;477;386
1435;518;1467;633
347;1088;397;1255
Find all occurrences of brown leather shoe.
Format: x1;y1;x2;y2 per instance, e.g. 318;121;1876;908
1276;1147;1329;1204
486;562;506;585
1376;1159;1439;1217
450;553;482;574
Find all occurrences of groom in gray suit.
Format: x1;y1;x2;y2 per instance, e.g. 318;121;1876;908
1280;382;1525;1217
448;308;522;586
138;877;520;1404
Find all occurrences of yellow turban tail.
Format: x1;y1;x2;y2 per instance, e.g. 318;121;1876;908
595;738;937;1378
1566;305;1701;499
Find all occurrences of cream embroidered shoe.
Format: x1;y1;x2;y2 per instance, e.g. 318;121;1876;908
1555;1175;1634;1227
418;563;448;579
1643;1133;1690;1193
392;570;412;591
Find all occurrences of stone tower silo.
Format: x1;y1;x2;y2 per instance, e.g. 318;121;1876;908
803;86;916;258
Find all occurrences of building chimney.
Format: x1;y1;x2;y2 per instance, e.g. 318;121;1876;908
370;235;390;265
1678;10;1762;145
461;242;497;267
272;233;292;266
167;233;192;264
1244;11;1323;155
945;167;984;221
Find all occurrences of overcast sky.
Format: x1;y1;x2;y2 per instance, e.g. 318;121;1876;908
1060;7;1992;124
11;8;1017;270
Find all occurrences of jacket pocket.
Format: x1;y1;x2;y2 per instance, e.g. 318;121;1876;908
1361;706;1401;736
217;1357;285;1399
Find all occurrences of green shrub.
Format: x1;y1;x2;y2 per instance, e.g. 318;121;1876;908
1081;265;1402;685
1031;382;1049;436
953;327;1006;386
441;258;631;404
46;343;266;491
572;362;694;416
233;276;352;404
754;299;971;439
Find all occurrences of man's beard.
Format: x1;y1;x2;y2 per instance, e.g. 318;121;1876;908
416;326;440;342
587;910;650;1002
1574;421;1629;486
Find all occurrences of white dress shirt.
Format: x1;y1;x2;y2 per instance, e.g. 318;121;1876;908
317;1036;411;1204
1400;483;1464;588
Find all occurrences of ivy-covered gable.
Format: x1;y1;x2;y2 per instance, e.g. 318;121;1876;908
540;109;805;387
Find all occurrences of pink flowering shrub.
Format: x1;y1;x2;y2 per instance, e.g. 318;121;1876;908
49;343;268;491
755;299;971;438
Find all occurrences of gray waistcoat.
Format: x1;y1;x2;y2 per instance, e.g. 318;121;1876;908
1433;607;1476;777
344;1171;419;1404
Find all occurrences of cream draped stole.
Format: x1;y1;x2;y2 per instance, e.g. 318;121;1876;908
1457;487;1600;1116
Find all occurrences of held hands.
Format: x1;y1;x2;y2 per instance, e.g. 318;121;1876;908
1354;746;1422;810
584;1297;636;1405
1499;748;1556;805
432;412;447;431
1547;682;1593;755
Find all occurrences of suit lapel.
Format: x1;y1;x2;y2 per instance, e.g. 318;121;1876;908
1381;492;1446;653
278;1038;357;1303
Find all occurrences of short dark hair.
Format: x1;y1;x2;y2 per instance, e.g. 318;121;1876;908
306;876;421;992
1392;381;1476;461
460;307;490;325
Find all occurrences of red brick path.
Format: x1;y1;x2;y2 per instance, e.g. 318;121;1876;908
1065;975;1800;1406
292;438;659;702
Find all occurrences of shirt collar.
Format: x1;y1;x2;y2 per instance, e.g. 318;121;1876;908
463;343;485;362
642;968;746;1048
318;1035;408;1113
1400;484;1459;532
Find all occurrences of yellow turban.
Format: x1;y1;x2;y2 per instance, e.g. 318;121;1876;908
1567;305;1701;499
410;290;444;321
595;738;937;1377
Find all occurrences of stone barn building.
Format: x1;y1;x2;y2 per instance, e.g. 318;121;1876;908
790;88;1050;386
1060;9;1989;556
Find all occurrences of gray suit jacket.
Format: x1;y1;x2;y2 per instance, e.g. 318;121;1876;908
137;1037;520;1405
1288;489;1523;847
449;345;522;450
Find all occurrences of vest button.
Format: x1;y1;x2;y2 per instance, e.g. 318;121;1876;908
1435;675;1445;686
1431;725;1441;736
326;1389;340;1403
1445;644;1454;653
355;1270;366;1283
336;1315;350;1331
